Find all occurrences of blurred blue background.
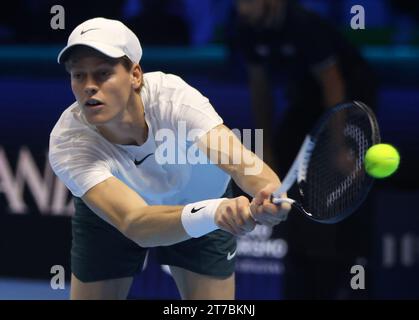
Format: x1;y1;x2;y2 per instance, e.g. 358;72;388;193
0;0;419;300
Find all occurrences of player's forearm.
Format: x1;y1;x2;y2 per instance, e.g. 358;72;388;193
83;178;226;248
124;197;231;246
204;127;281;197
123;205;190;247
230;152;281;197
83;179;191;247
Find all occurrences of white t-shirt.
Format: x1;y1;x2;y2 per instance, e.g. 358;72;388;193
49;71;231;205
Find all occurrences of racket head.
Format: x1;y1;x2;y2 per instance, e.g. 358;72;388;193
296;101;380;224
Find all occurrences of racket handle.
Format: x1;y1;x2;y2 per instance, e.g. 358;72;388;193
270;196;295;206
249;208;261;225
271;184;290;200
270;196;312;217
271;135;313;199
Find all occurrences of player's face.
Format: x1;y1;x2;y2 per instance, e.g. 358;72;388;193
68;54;135;125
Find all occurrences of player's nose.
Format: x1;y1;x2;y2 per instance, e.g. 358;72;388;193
83;75;99;96
84;82;98;96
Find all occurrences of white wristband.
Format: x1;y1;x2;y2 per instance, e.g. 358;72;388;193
181;198;227;238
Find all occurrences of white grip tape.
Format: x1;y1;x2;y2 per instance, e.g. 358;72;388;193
271;197;295;206
181;198;227;238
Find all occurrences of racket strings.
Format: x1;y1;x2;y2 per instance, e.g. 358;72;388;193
301;106;376;222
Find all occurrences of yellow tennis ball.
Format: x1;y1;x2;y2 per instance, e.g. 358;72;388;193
365;144;400;178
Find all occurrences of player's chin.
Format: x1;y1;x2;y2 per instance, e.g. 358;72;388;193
84;111;113;125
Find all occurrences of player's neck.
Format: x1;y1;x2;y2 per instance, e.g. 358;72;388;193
96;93;148;146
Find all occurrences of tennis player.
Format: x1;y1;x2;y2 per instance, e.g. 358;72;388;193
49;18;290;300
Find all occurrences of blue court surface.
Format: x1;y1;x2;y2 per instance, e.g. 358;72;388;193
0;278;70;300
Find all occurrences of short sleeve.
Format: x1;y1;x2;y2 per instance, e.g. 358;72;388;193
49;134;114;197
165;74;224;139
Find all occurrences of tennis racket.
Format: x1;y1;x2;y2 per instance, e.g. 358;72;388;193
271;101;380;224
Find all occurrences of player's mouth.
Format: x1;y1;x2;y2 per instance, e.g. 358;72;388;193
84;98;104;109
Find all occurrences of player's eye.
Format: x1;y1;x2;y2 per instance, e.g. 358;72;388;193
71;72;83;80
98;70;112;79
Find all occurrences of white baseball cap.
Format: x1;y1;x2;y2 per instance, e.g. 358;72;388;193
57;17;142;64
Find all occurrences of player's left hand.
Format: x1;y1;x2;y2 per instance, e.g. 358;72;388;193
249;183;291;226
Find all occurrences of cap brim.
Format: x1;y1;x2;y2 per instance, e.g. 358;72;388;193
57;41;125;64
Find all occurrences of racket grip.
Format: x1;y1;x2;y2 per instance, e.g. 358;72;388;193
249;209;261;225
270;196;295;206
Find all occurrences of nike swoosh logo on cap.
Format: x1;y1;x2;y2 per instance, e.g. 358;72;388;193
134;153;154;166
80;28;100;35
227;249;237;261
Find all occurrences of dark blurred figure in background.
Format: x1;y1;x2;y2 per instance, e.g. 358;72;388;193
126;0;189;45
232;0;377;299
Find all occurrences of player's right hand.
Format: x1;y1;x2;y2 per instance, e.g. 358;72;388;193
215;197;256;236
249;183;291;226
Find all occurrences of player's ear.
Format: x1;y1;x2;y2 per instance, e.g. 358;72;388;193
131;64;143;91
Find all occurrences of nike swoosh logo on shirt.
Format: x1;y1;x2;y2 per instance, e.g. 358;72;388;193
191;206;205;213
80;28;100;35
227;249;237;261
134;153;154;166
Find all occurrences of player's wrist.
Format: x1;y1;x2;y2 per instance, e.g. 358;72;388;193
181;198;227;238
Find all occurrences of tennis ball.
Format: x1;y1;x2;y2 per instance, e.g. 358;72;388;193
365;144;400;178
